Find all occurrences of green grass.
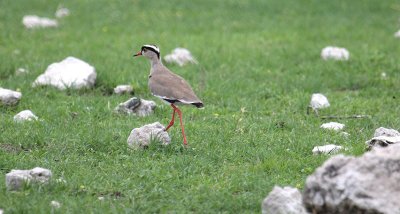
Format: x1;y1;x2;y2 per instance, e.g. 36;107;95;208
1;0;400;213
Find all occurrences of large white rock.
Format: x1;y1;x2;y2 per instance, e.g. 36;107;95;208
303;144;400;214
310;93;330;110
321;46;349;61
114;85;133;95
320;122;345;131
114;97;156;117
0;88;22;105
164;48;198;66
127;122;170;148
6;167;52;191
312;144;343;155
22;15;58;29
13;110;38;122
33;57;97;90
55;7;70;18
262;186;308;214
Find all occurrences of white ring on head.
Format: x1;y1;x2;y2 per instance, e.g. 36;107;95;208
143;44;160;54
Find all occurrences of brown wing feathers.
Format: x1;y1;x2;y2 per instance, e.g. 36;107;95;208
149;67;203;106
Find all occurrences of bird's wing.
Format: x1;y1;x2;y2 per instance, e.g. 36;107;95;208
149;69;202;104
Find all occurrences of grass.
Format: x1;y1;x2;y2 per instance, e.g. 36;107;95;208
1;0;400;212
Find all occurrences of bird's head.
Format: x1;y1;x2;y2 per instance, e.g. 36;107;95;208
133;44;160;60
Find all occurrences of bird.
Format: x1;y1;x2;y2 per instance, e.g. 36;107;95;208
133;44;203;146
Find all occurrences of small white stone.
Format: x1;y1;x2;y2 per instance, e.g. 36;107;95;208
310;93;330;110
0;88;22;105
381;72;387;79
320;122;345;131
5;170;31;191
114;97;156;117
365;136;400;149
0;209;3;214
50;200;61;209
114;85;133;95
30;167;52;183
55;7;70;18
312;144;343;155
16;67;29;75
22;15;58;29
321;46;350;61
164;48;198;66
394;30;400;38
98;196;105;201
127;122;170;148
137;99;156;117
33;56;97;90
14;110;38;122
5;167;52;191
373;127;400;137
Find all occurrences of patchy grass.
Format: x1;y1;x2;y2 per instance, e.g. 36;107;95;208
1;0;400;212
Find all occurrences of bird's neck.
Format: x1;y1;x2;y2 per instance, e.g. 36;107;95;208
150;57;162;72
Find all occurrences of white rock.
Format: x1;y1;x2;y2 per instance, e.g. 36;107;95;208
6;167;52;191
98;196;105;201
0;88;22;105
33;57;97;90
55;7;70;18
30;167;52;183
303;144;400;213
262;186;307;214
13;110;38;122
0;209;3;214
5;170;31;190
394;30;400;38
127;122;170;148
321;46;350;61
16;67;29;75
320;122;345;131
373;127;400;137
164;48;198;66
310;93;330;110
22;15;58;29
312;144;343;155
365;136;400;150
114;85;133;95
114;97;156;117
365;127;400;150
135;99;156;117
50;200;61;209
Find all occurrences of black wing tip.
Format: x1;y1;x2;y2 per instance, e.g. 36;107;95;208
193;102;204;108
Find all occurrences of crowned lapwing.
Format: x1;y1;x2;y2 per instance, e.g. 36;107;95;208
133;44;203;145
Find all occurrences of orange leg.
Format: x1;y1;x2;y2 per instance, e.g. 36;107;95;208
165;107;176;131
169;104;187;145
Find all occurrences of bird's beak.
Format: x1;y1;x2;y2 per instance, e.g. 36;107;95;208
133;51;142;57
